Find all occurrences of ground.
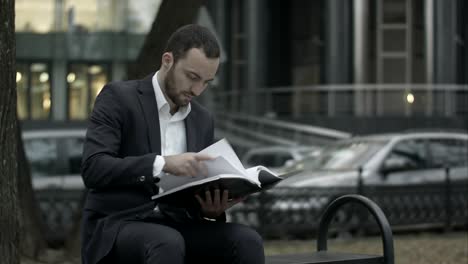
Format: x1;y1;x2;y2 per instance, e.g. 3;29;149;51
21;231;467;264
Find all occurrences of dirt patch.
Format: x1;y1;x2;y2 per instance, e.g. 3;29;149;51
265;231;468;264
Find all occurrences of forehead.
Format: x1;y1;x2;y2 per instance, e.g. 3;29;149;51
175;48;219;80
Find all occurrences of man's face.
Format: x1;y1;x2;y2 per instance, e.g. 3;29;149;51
164;48;219;107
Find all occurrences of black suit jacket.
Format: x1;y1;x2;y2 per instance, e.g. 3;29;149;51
81;74;215;264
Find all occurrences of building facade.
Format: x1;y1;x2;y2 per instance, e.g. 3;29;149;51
15;0;160;124
16;0;467;133
206;0;467;132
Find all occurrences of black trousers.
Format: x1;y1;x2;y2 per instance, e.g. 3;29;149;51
108;219;265;264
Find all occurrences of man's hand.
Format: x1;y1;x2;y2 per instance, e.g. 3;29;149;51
195;189;245;219
163;153;213;177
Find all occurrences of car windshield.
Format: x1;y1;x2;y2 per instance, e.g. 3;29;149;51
24;136;84;177
302;139;388;170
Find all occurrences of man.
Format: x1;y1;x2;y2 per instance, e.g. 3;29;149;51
80;24;264;264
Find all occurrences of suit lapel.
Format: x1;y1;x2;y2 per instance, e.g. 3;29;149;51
185;110;198;152
136;74;161;153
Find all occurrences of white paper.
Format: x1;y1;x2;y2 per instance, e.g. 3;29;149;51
158;139;253;192
199;138;246;174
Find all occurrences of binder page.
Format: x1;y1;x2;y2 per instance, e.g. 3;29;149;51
199;138;246;174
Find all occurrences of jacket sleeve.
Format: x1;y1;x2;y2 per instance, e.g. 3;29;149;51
81;83;157;189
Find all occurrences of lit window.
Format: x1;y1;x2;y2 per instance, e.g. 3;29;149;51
68;63;109;120
16;62;52;120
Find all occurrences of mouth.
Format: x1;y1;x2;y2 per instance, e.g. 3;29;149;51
184;94;193;102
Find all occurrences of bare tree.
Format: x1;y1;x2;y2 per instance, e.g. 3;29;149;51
0;0;20;263
127;0;208;80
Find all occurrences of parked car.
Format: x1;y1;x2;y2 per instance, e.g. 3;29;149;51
241;145;321;174
229;131;468;237
22;127;87;242
22;128;87;191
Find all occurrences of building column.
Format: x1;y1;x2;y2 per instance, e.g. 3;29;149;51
325;0;352;117
52;60;67;121
434;0;457;116
325;0;352;84
434;0;457;84
246;0;260;115
353;0;369;116
425;0;434;116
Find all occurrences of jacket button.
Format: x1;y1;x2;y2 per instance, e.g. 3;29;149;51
139;175;146;182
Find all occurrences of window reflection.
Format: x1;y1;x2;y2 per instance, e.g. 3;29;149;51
68;63;108;120
16;62;51;120
16;0;54;33
16;64;29;119
15;0;161;33
30;63;52;119
68;64;88;120
24;138;60;177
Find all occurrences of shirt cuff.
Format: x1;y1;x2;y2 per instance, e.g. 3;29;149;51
152;155;166;182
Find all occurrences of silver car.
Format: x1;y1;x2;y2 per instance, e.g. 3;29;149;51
230;131;468;237
22;128;86;191
22;127;87;241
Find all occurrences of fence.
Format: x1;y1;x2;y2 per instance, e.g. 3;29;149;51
34;177;467;241
227;179;468;239
35;189;85;242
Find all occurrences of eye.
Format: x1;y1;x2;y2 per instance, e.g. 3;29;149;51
188;73;199;81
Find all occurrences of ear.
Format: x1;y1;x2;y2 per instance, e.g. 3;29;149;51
161;52;174;69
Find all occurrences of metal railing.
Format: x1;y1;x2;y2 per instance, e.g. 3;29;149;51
215;113;351;149
227;173;468;239
212;84;468;118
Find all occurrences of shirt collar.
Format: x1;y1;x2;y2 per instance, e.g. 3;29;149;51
152;71;191;120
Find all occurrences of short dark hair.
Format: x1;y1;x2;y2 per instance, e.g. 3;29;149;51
164;24;220;63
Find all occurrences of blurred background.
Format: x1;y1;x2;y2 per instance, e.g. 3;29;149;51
13;0;467;263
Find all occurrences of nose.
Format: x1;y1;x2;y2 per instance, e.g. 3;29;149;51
191;82;207;97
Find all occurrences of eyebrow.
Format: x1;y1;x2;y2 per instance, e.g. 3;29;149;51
186;70;214;82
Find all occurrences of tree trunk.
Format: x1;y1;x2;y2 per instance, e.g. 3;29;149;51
17;124;48;257
127;0;208;80
0;0;20;263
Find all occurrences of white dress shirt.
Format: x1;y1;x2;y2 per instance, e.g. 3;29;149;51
152;71;191;191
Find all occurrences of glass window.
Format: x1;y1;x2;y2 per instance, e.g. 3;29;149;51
68;63;109;120
68;64;88;120
30;63;52;119
89;65;108;111
16;62;52;120
429;139;468;168
303;140;387;171
24;137;60;178
383;0;407;24
387;139;428;170
16;0;54;33
16;64;29;120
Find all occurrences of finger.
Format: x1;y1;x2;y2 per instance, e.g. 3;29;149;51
213;189;221;207
195;194;205;207
221;190;229;207
205;190;213;205
194;153;215;161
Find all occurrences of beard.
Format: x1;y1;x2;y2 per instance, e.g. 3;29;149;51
163;67;188;107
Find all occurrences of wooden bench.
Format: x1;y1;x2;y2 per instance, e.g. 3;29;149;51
266;194;394;264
